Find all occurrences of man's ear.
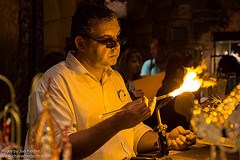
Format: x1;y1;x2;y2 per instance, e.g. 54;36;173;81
75;36;85;51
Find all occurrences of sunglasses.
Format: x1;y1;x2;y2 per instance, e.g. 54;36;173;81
83;34;126;49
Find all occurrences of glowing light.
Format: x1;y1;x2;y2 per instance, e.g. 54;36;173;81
100;60;217;118
192;83;240;127
220;137;226;143
206;118;211;124
169;60;216;97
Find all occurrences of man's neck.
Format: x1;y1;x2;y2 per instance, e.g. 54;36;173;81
74;53;105;82
83;62;105;82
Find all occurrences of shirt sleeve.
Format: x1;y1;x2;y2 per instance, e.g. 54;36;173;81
140;60;151;76
29;74;77;141
133;122;152;154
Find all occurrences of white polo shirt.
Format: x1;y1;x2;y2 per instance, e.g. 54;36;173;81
28;52;151;160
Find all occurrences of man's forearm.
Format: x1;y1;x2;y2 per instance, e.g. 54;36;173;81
69;115;122;159
137;130;159;154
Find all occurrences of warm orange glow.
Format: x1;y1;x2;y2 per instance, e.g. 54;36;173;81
170;60;216;97
99;60;217;118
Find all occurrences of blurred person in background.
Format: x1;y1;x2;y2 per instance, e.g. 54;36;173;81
140;38;168;77
118;48;144;100
38;51;66;73
217;54;240;94
30;51;65;93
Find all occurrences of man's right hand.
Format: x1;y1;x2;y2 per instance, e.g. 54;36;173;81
115;96;156;129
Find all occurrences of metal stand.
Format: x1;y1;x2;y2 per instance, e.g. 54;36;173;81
154;97;173;157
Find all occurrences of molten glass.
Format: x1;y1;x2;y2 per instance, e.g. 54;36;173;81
170;60;216;98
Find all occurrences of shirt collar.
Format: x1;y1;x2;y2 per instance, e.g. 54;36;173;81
66;51;88;75
66;51;114;77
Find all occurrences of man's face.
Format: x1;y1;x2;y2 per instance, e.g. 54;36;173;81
82;19;121;68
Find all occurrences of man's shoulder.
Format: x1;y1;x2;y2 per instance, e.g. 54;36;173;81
38;61;73;86
45;61;70;77
111;69;124;80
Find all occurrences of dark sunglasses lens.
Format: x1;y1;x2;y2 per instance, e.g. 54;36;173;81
106;41;117;48
105;37;127;48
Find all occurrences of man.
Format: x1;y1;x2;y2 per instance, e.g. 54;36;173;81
140;38;168;77
27;4;196;159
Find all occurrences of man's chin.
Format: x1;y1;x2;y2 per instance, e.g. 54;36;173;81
110;61;117;67
109;58;118;66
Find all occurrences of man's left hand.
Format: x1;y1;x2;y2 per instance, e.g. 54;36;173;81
167;126;196;150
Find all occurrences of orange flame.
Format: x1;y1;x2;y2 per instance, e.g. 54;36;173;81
170;60;216;97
